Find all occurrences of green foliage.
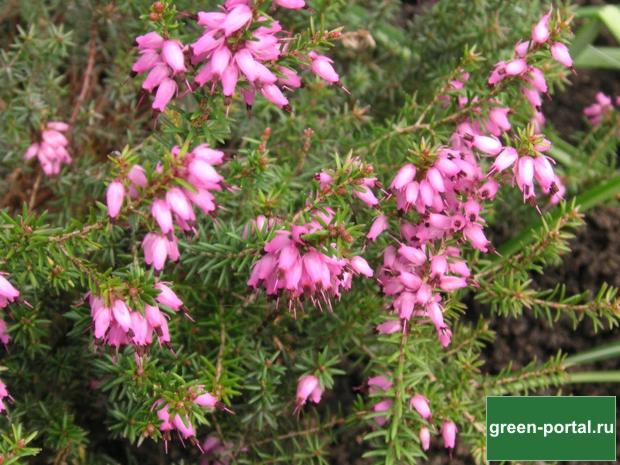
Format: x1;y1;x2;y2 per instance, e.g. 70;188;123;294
572;5;620;70
0;1;619;464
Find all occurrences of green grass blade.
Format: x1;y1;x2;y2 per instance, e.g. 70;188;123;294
571;20;601;58
574;45;620;70
598;5;620;43
566;371;620;383
564;341;620;367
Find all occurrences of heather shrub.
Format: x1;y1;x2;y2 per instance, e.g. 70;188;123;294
1;1;619;464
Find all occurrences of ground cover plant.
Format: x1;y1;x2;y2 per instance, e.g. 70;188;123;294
1;0;620;464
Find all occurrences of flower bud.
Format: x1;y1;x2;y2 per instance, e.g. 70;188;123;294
410;394;432;419
106;181;125;219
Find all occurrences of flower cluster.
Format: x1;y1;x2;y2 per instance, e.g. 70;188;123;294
133;0;342;112
373;11;571;354
88;282;182;348
377;245;470;347
133;32;187;111
247;209;373;312
105;144;225;271
365;10;572;438
24;121;72;176
584;92;619;127
411;396;457;451
157;387;226;446
483;11;571;204
364;376;456;450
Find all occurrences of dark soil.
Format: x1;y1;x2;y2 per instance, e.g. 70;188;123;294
485;207;620;388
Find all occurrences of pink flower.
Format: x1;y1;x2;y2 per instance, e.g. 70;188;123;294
489;147;518;174
235;49;259;81
194;392;218;408
161;40;186;74
152;199;173;234
515;156;535;200
173;414;196;439
0;320;10;346
152;78;177;111
0;275;19;304
143;233;179;270
420;427;431;451
367;215;389;241
166;188;195;222
584;92;614;126
145;305;163;328
155;282;183;311
211;46;232;77
551;42;573;68
185;3;344;110
376;319;401;334
514;40;530;57
106;181;125;218
350;256;374;277
308;51;340;84
222;4;252;36
0;380;9;413
278;66;302;89
134;143;223;269
391;164;416;190
522;87;542;108
354;184;380;207
112;299;132;332
463;224;490;252
192;31;223;57
488;108;511;133
89;290;173;348
274;0;306;9
128;165;147;188
142;64;170;91
472;135;502;155
488;61;506;86
372;399;392;426
528;67;548;93
410;394;432;420
136;31;164;49
532;11;551;44
504;59;527;76
368;375;392;393
316;171;333;189
533;156;555;191
550;175;566;204
441;420;458;449
24;122;72;176
260;84;289;109
295;374;322;412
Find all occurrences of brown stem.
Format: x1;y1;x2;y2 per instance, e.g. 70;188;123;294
49;222;105;243
27;172;42;210
70;22;98;124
